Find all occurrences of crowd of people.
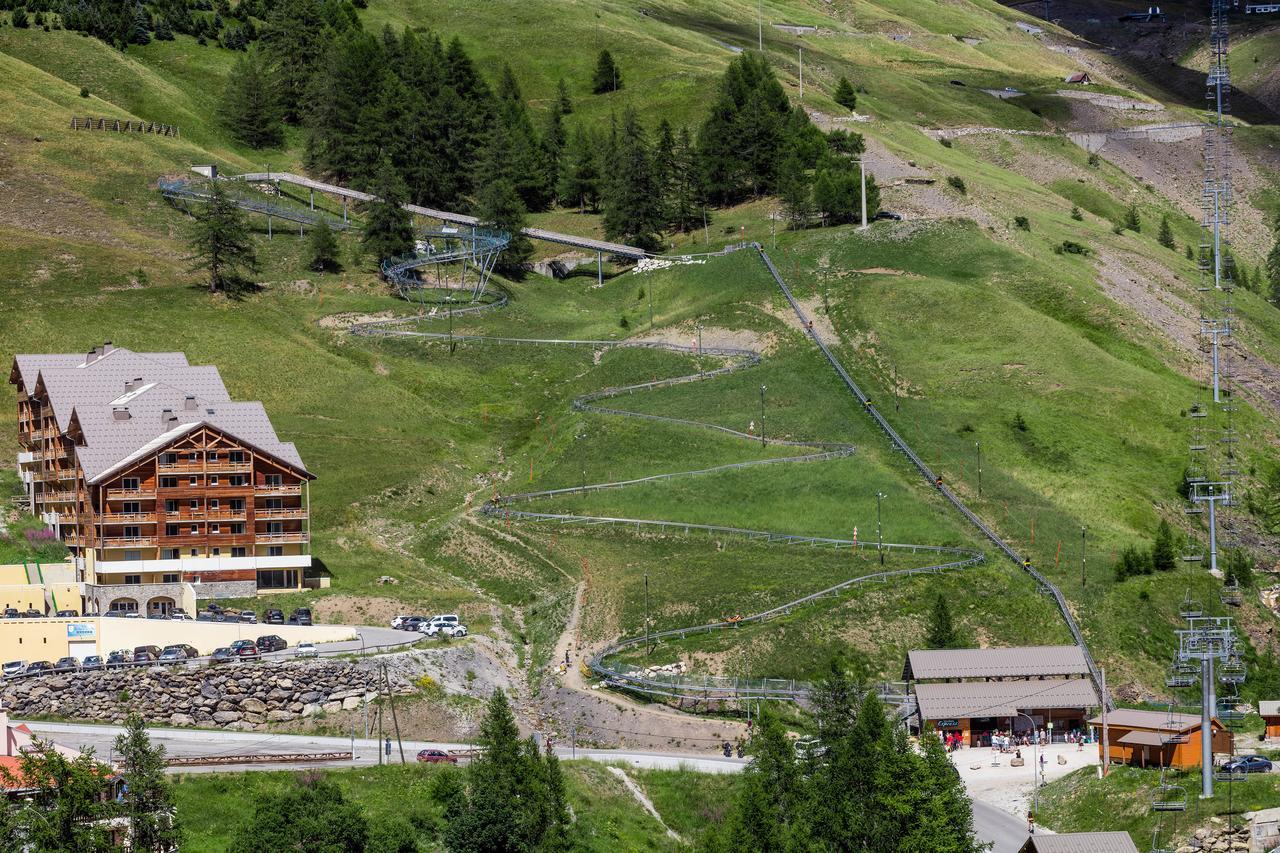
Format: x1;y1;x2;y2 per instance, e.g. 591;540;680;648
938;727;1092;752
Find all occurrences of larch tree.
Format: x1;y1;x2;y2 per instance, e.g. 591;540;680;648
592;48;622;93
219;47;284;149
115;714;183;853
187;181;258;295
833;75;857;111
361;161;415;262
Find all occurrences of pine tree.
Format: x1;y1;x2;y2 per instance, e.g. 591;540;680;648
260;0;329;123
668;126;702;233
493;64;551;210
592;48;621;93
1151;519;1177;571
541;97;568;207
219;48;284;149
129;5;150;44
556;77;573;114
1267;223;1280;304
833;75;857;111
11;7;28;28
778;153;812;228
115;714;183;852
153;16;173;39
1158;213;1175;249
1124;199;1141;232
558;125;601;213
362;162;414;263
476;176;533;274
924;593;960;649
1225;548;1255;589
651;119;678;224
902;733;983;852
307;222;341;272
602;107;663;252
187;181;258;295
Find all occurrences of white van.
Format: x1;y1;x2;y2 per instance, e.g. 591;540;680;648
420;615;465;637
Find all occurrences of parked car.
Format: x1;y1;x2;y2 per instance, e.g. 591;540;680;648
421;615;466;637
295;642;318;659
1222;755;1273;774
391;614;412;629
415;749;457;764
24;661;52;676
106;650;134;667
158;645;197;663
23;609;44;618
105;610;125;619
54;657;80;672
82;655;104;670
256;635;287;653
123;612;141;619
3;608;19;619
399;616;426;632
211;647;235;664
55;609;79;617
289;608;313;626
229;639;256;653
238;611;257;624
236;645;260;660
264;609;285;625
170;608;191;620
195;612;214;622
133;645;163;663
3;660;27;677
146;612;168;620
872;211;903;222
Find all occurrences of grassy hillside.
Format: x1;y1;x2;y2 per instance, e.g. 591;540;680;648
2;0;1280;703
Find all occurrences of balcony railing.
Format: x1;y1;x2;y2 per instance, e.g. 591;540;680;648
105;488;155;499
256;484;302;496
162;509;246;521
254;507;308;520
100;513;156;524
100;536;156;548
40;489;76;503
157;460;253;473
256;532;308;543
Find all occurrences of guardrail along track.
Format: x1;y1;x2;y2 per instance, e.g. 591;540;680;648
347;242;1105;707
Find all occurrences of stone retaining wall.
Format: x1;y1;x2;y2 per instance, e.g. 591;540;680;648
0;660;408;730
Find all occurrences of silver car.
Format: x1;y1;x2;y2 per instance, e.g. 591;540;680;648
2;660;26;678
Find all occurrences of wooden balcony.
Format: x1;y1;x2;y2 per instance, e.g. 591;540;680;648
257;532;308;544
255;507;308;520
41;489;76;503
100;513;156;524
105;487;155;500
157;460;253;474
256;484;302;496
100;536;157;548
159;533;257;547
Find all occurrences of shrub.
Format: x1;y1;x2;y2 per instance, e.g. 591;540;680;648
12;7;28;27
1114;545;1154;581
946;175;967;195
1012;411;1028;432
1055;240;1090;256
79;86;89;98
939;137;953;148
619;315;629;329
1070;206;1083;221
1087;152;1100;167
1013;216;1030;231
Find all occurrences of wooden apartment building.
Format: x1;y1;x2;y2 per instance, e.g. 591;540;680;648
10;342;314;606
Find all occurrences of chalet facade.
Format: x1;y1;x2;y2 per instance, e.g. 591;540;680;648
10;343;314;604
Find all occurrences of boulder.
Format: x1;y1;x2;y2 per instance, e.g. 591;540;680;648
301;703;323;718
342;696;361;711
169;713;195;727
266;709;295;722
240;698;267;714
212;710;242;724
200;683;221;701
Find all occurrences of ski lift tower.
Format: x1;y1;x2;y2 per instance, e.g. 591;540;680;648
1170;615;1242;798
1188;481;1231;575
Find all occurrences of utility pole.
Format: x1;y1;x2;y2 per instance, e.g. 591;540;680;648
696;322;703;378
974;441;982;497
758;0;763;50
648;284;654;330
1100;667;1108;777
1080;526;1087;589
875;491;886;565
858;159;869;230
644;571;651;656
759;385;767;448
798;47;803;99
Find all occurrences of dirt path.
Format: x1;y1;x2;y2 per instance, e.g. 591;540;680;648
608;767;683;842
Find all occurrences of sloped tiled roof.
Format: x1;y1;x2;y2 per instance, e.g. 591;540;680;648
914;678;1099;720
10;345;309;480
1019;832;1139;853
1086;709;1207;732
905;646;1090;680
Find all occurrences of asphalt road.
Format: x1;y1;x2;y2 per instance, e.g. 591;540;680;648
23;720;1031;843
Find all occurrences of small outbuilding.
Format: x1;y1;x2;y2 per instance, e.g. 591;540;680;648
1017;831;1139;853
1065;73;1092;84
1087;709;1232;770
1261;700;1280;739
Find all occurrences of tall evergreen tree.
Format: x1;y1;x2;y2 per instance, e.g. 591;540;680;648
1267;218;1280;304
362;161;415;262
219;48;284;149
477;176;533;274
490;64;551;210
1124;199;1141;232
592;48;622;93
1158;213;1175;249
558;125;601;213
901;733;982;852
602;108;663;252
1151;519;1177;571
924;593;960;649
668;126;703;233
541;95;569;207
115;714;182;852
778;153;813;229
305;30;387;186
651;119;678;223
556;77;573;114
307;222;341;272
833;75;857;111
260;0;331;123
187;181;258;295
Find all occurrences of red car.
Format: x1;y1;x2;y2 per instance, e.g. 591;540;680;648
416;749;457;764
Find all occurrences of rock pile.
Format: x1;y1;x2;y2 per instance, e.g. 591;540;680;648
0;661;407;730
1178;818;1250;852
642;662;687;677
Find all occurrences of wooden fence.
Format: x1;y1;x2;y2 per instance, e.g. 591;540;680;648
71;116;179;137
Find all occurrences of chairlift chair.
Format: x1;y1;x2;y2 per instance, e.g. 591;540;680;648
1179;591;1203;619
1152;781;1187;812
1165;663;1197;689
1220;579;1243;607
1218;655;1245;684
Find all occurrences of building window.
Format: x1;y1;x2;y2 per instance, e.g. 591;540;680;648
122;477;140;491
231;523;245;535
165;524;179;536
268;546;283;557
162;573;179;583
160;477;178;489
123;526;140;538
210;475;219;486
230;451;245;463
124;550;141;562
189;476;198;486
161;452;176;465
124;575;141;585
266;498;282;510
257;569;297;589
230;499;244;511
208;451;219;462
232;547;246;558
230;475;246;487
161;549;178;560
188;452;198;462
189;525;198;535
210;499;219;510
123;501;140;514
264;474;282;488
190;549;198;557
165;500;178;513
211;524;220;534
211;548;221;556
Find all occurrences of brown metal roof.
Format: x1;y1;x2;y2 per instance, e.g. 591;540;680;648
914;678;1099;720
1259;701;1280;717
1086;709;1205;732
1018;832;1139;853
1116;730;1171;747
905;645;1090;680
